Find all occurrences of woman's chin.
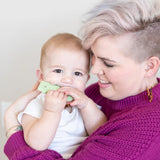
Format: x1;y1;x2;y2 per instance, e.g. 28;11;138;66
99;88;110;98
99;88;117;100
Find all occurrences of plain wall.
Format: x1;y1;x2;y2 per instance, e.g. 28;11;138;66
0;0;99;159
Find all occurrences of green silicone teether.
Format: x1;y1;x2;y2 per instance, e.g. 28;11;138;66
38;81;73;102
66;95;73;102
38;81;60;93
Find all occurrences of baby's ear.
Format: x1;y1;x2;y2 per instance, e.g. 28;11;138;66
144;56;160;77
36;69;43;80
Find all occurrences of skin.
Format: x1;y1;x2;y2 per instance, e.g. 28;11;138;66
38;47;90;113
41;47;90;92
90;34;159;100
4;81;41;138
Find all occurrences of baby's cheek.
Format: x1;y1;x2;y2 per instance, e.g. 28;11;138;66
43;75;58;84
75;82;87;92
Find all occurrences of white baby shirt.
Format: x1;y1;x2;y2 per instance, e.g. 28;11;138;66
18;93;87;159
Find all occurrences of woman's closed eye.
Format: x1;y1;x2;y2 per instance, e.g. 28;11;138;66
53;69;63;73
103;61;114;68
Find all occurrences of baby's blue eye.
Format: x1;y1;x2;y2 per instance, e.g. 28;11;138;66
74;72;83;76
53;69;63;73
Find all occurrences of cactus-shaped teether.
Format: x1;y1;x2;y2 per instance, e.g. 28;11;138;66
38;81;73;102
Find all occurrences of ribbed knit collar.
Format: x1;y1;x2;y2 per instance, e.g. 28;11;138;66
99;78;160;112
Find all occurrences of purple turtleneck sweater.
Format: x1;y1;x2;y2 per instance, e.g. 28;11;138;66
4;78;160;160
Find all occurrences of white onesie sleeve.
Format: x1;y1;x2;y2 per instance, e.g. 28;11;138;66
18;93;45;124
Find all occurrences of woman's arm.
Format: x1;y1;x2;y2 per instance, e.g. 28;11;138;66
6;115;160;160
5;89;160;160
4;82;160;160
4;131;64;160
4;81;40;138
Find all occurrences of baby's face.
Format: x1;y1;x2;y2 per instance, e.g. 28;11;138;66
41;47;90;92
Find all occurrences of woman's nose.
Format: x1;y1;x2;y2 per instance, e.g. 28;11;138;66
91;60;104;75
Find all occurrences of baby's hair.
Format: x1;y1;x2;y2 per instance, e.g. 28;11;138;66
80;0;160;61
40;33;89;70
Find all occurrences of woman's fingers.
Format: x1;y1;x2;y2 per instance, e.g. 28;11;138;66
31;80;40;90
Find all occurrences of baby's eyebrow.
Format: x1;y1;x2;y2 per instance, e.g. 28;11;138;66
49;65;63;68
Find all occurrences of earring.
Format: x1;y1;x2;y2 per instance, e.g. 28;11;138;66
147;87;153;102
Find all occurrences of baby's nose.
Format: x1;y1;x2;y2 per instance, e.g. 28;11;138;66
61;75;73;84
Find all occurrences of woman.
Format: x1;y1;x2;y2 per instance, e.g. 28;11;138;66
4;0;160;159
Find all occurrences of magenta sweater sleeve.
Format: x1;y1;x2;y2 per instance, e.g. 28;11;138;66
4;131;64;160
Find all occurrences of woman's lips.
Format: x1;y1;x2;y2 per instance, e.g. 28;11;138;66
98;80;111;88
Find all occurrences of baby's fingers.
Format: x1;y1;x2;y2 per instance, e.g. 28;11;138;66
70;99;81;106
31;80;41;91
47;90;67;101
59;87;80;99
58;91;67;101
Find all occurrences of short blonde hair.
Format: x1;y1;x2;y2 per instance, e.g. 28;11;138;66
80;0;160;61
40;33;89;70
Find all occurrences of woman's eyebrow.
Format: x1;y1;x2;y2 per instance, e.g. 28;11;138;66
97;56;116;63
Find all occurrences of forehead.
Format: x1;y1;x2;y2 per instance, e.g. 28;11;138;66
91;34;133;57
44;47;90;69
46;46;89;59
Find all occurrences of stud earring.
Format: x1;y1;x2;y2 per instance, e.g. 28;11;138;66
147;87;153;102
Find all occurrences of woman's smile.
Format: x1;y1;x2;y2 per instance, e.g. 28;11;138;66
98;80;111;88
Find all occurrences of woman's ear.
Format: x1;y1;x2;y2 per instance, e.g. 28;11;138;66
144;56;160;77
36;69;43;80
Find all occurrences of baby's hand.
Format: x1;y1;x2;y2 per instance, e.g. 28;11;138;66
44;90;67;113
59;87;91;110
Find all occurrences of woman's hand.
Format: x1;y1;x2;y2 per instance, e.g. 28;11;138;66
4;81;41;138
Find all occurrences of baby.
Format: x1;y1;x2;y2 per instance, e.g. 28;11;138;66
18;33;107;159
